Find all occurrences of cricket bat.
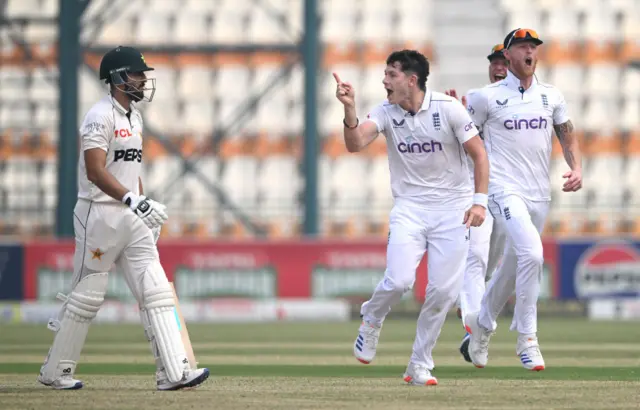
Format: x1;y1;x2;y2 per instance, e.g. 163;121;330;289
170;282;198;370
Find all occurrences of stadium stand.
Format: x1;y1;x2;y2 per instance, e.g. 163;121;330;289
0;0;639;238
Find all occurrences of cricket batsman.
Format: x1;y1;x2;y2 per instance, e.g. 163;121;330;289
446;43;509;362
37;46;210;390
464;29;583;371
334;50;490;385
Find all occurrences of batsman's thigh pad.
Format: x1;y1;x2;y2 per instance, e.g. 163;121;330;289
117;224;160;304
40;272;108;383
142;261;188;383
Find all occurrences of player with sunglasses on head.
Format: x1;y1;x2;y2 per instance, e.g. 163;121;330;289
445;44;509;363
462;29;583;371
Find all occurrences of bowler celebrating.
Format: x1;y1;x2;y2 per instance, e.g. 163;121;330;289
334;49;489;385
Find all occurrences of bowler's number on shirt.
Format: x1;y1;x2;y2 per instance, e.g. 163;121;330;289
114;148;143;163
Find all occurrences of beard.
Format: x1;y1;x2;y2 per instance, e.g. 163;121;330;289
125;84;144;102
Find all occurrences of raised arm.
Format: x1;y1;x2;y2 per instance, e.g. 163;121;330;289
333;72;380;152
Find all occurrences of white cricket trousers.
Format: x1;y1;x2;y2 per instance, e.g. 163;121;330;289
72;199;162;303
479;193;550;335
360;199;469;370
458;211;507;321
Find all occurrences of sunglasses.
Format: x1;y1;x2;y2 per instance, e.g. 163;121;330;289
491;44;505;54
506;28;540;49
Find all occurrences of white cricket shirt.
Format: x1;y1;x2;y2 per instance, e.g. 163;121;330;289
77;95;144;203
366;89;479;210
465;70;569;201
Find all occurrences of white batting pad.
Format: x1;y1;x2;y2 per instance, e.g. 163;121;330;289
39;272;108;383
139;307;164;373
143;285;189;383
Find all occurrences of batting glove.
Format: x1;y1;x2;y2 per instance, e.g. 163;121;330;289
122;192;168;230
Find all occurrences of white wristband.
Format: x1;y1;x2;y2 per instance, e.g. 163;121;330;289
473;193;488;208
122;191;136;207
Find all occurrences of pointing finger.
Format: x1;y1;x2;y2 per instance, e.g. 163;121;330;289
332;72;342;84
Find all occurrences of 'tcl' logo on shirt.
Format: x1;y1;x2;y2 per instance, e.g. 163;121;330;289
114;128;133;138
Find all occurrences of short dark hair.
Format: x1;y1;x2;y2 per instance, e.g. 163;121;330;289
386;50;429;91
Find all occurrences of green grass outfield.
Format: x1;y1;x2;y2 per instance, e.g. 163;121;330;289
1;318;639;409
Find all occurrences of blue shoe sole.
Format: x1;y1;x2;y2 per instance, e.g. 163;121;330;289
459;335;472;363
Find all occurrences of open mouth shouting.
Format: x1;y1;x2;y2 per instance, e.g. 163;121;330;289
525;57;533;67
494;73;506;80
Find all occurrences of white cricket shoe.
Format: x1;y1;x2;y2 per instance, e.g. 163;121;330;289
403;362;438;386
353;321;381;364
464;312;494;368
157;367;210;391
516;336;545;371
37;374;83;390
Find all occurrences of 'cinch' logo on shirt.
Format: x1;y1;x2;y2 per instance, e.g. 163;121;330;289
503;116;548;130
397;137;443;154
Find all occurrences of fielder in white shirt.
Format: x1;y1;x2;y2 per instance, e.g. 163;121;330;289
334;50;490;386
37;46;210;390
446;43;509;363
463;29;583;371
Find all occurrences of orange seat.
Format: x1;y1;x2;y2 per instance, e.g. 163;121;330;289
634;217;640;235
269;135;295;156
322;133;349;159
220;220;247;238
362;42;393;65
620;39;640;63
362;136;387;157
218;136;245;158
143;137;167;159
626;131;640;155
326;218;358;238
399;41;434;61
583;132;623;157
250;133;271;159
541;41;581;64
322;43;358;67
249;51;290;67
366;219;389;238
582;40;619;64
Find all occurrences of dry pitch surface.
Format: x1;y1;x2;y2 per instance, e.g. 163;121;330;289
1;318;639;409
